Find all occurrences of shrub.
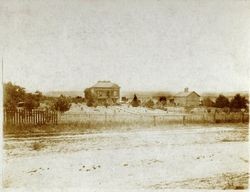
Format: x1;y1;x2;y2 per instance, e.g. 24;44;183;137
24;93;40;111
54;95;71;112
131;94;140;107
85;88;98;107
32;142;45;151
202;97;215;107
71;96;85;104
86;97;98;107
144;99;155;108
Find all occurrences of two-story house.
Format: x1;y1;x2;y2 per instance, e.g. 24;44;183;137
85;81;120;105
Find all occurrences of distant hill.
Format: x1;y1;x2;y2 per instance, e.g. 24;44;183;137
44;91;83;97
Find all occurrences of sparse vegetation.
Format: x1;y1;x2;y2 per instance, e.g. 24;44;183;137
150;172;249;190
71;96;85;104
32;142;45;151
144;99;155;108
202;97;215;107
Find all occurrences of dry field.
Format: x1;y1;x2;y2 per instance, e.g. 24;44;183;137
3;124;249;192
58;104;247;125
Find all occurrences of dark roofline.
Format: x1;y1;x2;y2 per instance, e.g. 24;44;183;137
175;91;200;97
91;86;120;89
90;81;120;88
191;91;200;97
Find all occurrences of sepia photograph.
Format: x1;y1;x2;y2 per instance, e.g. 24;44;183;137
1;0;249;191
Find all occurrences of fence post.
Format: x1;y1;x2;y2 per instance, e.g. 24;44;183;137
42;111;45;124
113;110;116;123
105;112;107;126
87;113;90;127
153;116;156;127
183;115;186;125
3;110;5;124
35;111;39;124
213;111;216;123
13;110;16;125
242;112;244;123
4;110;6;125
54;111;57;125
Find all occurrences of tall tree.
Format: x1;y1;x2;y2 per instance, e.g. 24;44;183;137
24;93;40;111
230;94;248;109
215;95;229;108
131;94;140;107
3;82;26;110
159;96;167;106
84;88;97;107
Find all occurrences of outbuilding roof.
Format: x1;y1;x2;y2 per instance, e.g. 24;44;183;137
175;91;200;97
91;81;120;88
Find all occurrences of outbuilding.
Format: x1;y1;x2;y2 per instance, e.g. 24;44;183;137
174;88;201;107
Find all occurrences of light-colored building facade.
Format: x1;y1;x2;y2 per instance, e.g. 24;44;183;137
174;88;201;107
86;81;120;105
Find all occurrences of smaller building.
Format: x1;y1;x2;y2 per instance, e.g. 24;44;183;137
85;81;120;105
174;88;201;107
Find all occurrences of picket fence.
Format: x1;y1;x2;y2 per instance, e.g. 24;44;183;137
3;109;248;126
59;111;249;126
4;109;58;125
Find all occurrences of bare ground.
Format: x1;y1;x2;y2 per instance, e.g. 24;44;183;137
2;124;249;191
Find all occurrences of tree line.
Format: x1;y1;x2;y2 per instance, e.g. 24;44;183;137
3;82;84;112
3;82;248;112
129;94;248;111
203;94;248;110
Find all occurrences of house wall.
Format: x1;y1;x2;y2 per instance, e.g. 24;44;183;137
186;92;200;106
93;87;120;103
175;92;200;107
175;97;187;106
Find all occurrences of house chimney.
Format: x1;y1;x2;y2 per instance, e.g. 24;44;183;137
184;87;189;92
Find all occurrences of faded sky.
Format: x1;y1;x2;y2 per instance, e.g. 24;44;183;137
1;0;250;93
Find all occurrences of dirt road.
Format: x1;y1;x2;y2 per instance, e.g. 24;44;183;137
3;125;249;191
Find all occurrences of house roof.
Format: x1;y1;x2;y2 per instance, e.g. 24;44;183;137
91;81;120;88
175;91;200;97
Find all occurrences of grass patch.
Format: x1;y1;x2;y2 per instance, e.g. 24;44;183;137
31;142;45;151
149;172;249;190
4;121;249;138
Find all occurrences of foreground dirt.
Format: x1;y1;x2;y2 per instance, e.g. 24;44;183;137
3;125;249;191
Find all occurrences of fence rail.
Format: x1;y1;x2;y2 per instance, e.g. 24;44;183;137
4;109;58;125
4;109;248;126
59;111;249;126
